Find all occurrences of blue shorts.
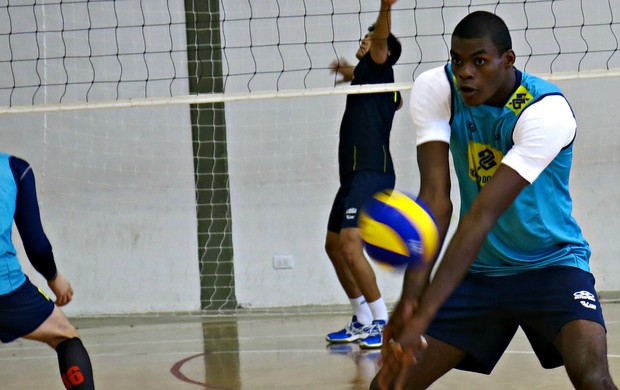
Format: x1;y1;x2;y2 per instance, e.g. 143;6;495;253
327;170;395;232
426;266;606;374
0;278;55;343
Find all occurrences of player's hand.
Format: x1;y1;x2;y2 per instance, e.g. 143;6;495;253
378;300;427;390
47;273;74;306
380;297;416;358
379;333;428;390
330;58;353;83
382;0;398;6
329;57;344;73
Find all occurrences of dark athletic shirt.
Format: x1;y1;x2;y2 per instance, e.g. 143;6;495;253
9;156;56;282
338;52;401;177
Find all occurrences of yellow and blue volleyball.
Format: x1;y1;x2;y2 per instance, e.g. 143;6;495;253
359;189;439;270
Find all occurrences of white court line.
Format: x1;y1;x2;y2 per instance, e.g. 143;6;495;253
0;331;335;353
4;323;620;361
504;350;620;359
2;347;620;363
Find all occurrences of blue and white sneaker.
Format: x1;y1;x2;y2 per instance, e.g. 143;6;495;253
326;316;371;343
359;319;386;349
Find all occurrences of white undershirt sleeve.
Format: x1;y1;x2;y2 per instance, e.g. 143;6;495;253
410;68;575;185
409;67;452;145
501;95;576;183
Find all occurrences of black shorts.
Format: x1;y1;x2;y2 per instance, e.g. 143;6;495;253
426;266;606;374
0;278;54;343
327;170;395;232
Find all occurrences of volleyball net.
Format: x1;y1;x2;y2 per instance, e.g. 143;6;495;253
2;1;618;113
3;0;619;314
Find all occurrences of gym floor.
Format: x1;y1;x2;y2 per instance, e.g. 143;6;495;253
1;303;619;389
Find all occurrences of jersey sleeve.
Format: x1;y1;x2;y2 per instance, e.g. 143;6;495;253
410;66;452;145
10;157;58;281
501;95;576;184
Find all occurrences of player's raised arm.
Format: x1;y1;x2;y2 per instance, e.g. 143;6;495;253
369;0;397;65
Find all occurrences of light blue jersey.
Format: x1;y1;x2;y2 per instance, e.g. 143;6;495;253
446;65;590;276
0;153;27;294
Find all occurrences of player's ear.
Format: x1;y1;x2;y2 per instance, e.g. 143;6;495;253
503;49;516;68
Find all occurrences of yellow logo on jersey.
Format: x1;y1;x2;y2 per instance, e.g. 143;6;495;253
468;141;504;186
506;85;533;115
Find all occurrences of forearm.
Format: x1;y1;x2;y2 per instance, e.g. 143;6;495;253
373;0;392;39
337;66;354;82
399;194;452;305
413;207;492;332
412;164;530;333
398;141;453;307
25;246;58;281
11;157;58;281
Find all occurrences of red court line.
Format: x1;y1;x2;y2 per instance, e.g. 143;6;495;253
170;352;234;390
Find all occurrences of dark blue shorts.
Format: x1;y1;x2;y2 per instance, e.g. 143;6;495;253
327;170;395;232
426;266;606;374
0;278;55;343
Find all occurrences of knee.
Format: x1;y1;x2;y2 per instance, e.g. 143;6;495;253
63;325;80;340
49;321;80;349
566;357;617;390
326;235;358;262
571;371;617;390
340;237;367;269
338;232;363;263
340;243;361;265
325;239;339;260
50;329;80;349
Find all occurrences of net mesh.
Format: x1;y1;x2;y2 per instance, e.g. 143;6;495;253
1;0;618;112
2;0;619;314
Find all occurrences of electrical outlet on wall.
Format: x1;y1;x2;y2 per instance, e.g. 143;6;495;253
272;254;294;269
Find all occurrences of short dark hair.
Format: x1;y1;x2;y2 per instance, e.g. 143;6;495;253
453;11;512;54
367;24;402;63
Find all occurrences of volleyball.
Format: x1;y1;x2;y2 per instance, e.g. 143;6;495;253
359;189;439;270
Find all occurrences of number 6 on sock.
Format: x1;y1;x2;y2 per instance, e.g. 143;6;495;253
61;365;85;389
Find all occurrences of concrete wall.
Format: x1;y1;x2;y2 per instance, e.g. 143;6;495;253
4;107;201;316
226;75;620;308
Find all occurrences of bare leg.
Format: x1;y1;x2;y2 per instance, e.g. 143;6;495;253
339;227;381;303
24;306;95;389
370;335;466;390
555;320;617;390
24;306;79;348
326;230;362;299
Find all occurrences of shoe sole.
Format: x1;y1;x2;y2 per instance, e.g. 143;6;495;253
325;333;369;343
359;341;382;349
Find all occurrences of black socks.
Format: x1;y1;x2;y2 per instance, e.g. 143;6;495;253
56;338;94;389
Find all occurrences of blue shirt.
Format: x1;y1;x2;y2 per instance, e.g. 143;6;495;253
0;153;57;295
446;65;591;276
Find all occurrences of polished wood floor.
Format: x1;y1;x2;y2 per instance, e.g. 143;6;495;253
1;303;620;389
